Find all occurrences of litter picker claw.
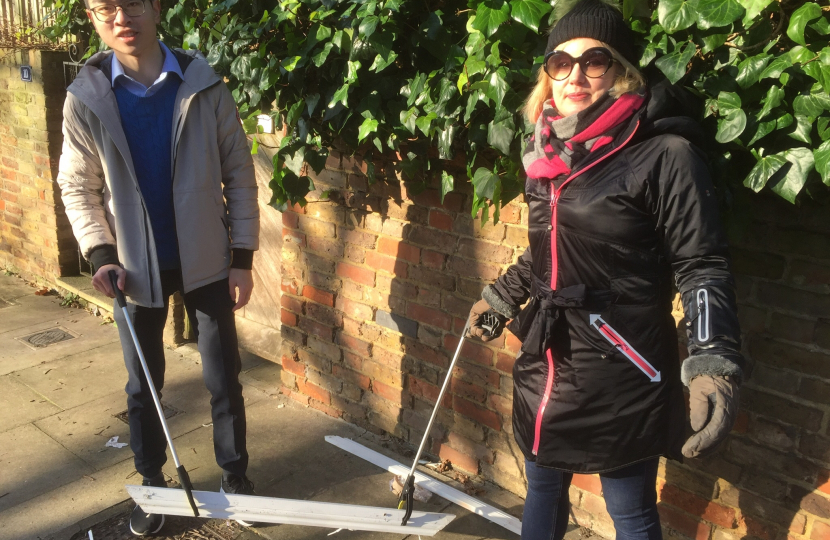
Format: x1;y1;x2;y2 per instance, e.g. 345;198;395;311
108;270;200;517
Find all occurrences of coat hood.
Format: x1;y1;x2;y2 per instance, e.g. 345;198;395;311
635;76;707;148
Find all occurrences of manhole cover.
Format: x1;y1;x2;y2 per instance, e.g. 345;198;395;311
115;403;181;424
17;327;76;348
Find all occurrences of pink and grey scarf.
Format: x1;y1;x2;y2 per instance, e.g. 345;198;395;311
523;92;645;180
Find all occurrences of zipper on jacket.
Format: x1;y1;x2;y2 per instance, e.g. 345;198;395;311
531;121;640;457
696;289;710;342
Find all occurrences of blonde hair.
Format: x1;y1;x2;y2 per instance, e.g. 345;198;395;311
522;42;646;124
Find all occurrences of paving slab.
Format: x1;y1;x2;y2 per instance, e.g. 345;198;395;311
0;294;71;335
0;375;62;432
0;455;135;540
0;317;120;377
0;273;41;301
0;423;95;514
11;343;129;410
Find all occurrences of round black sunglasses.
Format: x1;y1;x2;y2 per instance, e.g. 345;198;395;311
544;47;616;81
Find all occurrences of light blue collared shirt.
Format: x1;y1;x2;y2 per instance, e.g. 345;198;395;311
111;41;183;97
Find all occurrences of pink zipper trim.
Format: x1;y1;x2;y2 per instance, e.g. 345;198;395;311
530;121;640;456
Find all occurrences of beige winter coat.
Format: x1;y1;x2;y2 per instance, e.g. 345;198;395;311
57;49;258;307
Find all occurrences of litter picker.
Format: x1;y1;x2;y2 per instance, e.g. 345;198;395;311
108;270;199;517
397;309;502;526
109;271;456;535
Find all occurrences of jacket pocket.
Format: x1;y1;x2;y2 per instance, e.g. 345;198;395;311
590;313;662;382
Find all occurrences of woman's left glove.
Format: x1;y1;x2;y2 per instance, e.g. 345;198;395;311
682;375;739;458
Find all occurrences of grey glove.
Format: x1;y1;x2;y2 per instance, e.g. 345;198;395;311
682;375;739;458
466;299;504;342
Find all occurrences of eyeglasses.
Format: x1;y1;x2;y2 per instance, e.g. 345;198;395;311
88;0;147;22
544;47;615;81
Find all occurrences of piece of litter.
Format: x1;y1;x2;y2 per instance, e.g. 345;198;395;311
202;423;213;427
88;531;94;540
277;404;285;408
390;475;433;503
105;436;128;448
327;529;343;536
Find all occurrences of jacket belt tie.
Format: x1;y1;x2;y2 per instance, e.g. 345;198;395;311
508;275;611;357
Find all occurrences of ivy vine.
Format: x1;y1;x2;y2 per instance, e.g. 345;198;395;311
42;0;830;217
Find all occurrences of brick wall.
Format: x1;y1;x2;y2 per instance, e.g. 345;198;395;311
0;48;76;281
276;151;830;540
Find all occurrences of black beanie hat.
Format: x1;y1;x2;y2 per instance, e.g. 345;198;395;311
545;0;637;65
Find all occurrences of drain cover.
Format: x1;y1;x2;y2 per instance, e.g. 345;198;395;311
115;403;180;424
17;327;76;348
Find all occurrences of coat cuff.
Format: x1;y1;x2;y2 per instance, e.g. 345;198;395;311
482;285;520;319
231;248;254;270
681;354;743;387
87;244;119;273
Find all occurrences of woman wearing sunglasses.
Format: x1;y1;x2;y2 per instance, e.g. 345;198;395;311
466;0;744;538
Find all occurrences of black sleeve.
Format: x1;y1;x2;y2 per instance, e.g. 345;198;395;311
484;246;533;318
87;244;120;274
645;136;745;385
231;248;254;270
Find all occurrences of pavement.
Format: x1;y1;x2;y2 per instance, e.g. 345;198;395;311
0;271;551;540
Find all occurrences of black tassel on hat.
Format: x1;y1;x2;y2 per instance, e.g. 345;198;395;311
545;0;636;65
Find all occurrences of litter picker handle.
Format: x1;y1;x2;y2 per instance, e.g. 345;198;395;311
108;270;126;308
107;270;200;518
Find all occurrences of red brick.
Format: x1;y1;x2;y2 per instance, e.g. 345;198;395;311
572;474;603;496
283;227;306;247
338;333;371;356
450;377;486;403
372;380;406;406
282;211;299;228
281;308;298;327
336;262;375;286
495;352;515;373
281;355;305;377
281;294;304;314
408;376;451;407
377;237;420;263
505;331;522;354
281;279;300;295
437;443;479;474
422;249;445;269
284;388;310;406
740;515;777;540
406;303;452;331
298;316;334;341
444;334;494;366
410;188;464;213
499;204;522;224
297;379;331;405
455;361;501;389
404;339;449;369
452;396;500;431
303;285;335;307
812;521;830;540
489;393;512;417
343;350;364;371
341;229;378;249
365;251;407;278
657;504;712;540
429;210;454;231
306;302;343;328
333;365;371;390
336;297;374;322
818;470;830;495
309;399;342;418
660;484;736;528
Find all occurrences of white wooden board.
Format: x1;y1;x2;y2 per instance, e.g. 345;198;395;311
325;435;522;535
126;485;455;535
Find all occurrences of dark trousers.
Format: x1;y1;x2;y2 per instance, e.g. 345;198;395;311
522;458;662;540
114;270;248;479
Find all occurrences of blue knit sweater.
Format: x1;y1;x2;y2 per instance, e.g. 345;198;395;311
114;76;182;270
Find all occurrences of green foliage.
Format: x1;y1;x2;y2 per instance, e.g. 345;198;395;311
41;0;830;214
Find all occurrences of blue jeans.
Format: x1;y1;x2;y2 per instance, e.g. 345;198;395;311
522;458;662;540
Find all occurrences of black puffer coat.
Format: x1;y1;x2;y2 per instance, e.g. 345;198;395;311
484;81;745;473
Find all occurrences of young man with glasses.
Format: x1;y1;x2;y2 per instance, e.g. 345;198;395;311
57;0;260;535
